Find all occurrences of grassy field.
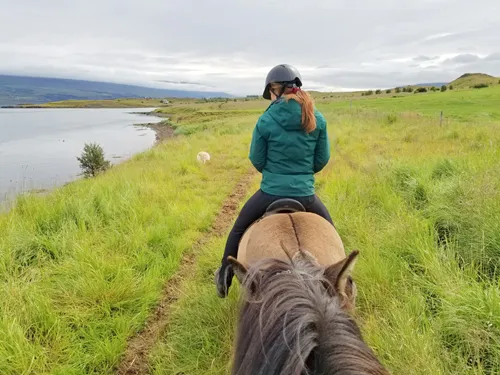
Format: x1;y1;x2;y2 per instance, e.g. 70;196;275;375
1;85;499;374
150;89;500;374
315;85;500;122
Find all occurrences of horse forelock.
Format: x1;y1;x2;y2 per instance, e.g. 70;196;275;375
231;256;389;375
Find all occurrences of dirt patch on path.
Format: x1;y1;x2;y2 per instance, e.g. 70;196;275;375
115;169;256;375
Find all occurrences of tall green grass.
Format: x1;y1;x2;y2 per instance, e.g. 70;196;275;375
318;111;500;373
149;105;500;374
0;115;256;374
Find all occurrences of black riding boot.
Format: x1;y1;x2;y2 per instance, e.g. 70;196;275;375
214;262;234;298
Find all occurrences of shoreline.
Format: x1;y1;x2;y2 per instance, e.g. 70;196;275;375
132;110;176;144
141;121;176;144
0;109;176;213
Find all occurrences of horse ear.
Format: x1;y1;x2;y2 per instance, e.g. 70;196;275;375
324;250;359;296
292;248;320;266
227;256;247;284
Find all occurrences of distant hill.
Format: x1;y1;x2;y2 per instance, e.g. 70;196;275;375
393;73;499;91
0;74;231;106
449;73;499;89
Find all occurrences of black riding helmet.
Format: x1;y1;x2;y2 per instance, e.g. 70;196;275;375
262;64;303;100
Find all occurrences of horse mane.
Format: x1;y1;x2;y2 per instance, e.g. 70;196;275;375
231;254;389;375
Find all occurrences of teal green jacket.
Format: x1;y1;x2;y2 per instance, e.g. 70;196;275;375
249;98;330;197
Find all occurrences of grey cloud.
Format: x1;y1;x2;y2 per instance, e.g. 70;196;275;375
484;53;500;61
446;59;500;77
413;56;438;62
423;65;442;71
437;54;500;79
443;54;481;64
1;0;500;95
157;80;215;88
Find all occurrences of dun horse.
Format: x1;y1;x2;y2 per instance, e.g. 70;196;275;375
226;199;390;375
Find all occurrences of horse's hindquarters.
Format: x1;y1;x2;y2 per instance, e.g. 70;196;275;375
237;212;345;268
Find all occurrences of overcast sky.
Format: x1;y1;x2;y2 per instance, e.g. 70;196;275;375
1;0;499;95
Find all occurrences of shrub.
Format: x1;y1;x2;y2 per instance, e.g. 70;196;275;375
430;86;437;92
386;113;398;124
76;142;111;178
471;83;489;89
375;89;382;94
441;85;447;92
395;87;401;93
386;89;392;94
449;85;454;90
365;90;374;96
415;87;428;93
407;87;414;92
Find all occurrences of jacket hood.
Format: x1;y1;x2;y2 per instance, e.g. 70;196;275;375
266;98;304;131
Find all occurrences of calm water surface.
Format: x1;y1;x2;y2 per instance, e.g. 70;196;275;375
0;108;162;204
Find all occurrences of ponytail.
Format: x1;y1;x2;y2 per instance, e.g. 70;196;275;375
284;89;316;133
270;83;317;134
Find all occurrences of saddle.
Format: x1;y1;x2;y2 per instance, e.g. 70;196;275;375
262;198;306;217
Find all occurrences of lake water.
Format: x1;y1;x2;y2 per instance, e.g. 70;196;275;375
0;108;162;205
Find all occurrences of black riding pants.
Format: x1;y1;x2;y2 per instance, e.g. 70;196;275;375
220;189;334;266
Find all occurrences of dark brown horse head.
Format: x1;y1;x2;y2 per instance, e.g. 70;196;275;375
227;249;390;375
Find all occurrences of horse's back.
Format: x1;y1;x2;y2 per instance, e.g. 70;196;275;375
238;212;345;268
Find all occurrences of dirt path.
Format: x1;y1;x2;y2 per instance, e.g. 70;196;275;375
333;141;368;174
115;169;256;375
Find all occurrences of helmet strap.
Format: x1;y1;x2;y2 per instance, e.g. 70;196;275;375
278;84;287;97
270;82;299;100
270;86;284;101
271;83;287;100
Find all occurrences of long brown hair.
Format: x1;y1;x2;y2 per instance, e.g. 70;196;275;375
271;83;317;134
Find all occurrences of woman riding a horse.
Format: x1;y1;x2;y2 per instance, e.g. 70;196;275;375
215;64;334;298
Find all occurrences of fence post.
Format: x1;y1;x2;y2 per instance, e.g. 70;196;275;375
440;111;443;126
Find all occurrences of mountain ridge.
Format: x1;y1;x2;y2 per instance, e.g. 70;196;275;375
0;74;232;106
